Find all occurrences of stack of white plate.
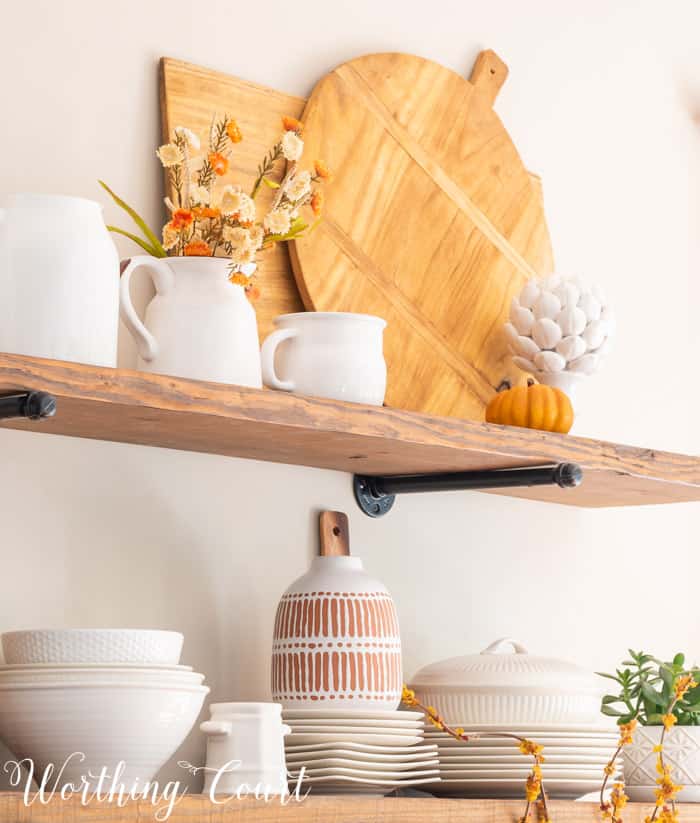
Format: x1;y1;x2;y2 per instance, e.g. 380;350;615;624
0;629;208;787
422;724;621;798
284;709;440;794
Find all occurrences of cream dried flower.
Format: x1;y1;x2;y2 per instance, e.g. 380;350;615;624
162;223;179;250
230;245;255;265
281;131;304;162
190;185;211;205
219;186;256;222
174;126;200;151
285;170;311;201
220;185;244;215
156;143;184;168
236;193;256;223
264;208;291;235
249;225;264;250
223;225;251;247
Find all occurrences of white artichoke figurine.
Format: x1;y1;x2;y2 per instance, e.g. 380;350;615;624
505;273;614;404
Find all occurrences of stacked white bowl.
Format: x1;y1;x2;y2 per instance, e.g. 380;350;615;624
0;629;208;787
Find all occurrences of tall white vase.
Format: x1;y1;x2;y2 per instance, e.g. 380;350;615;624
0;194;119;366
119;256;262;387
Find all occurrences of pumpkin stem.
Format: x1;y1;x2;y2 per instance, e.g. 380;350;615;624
496;379;512;393
527;378;536;387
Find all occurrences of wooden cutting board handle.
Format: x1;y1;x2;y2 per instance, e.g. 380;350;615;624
319;511;350;557
469;49;508;105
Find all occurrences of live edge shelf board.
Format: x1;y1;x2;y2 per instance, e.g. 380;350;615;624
0;352;698;508
1;795;700;823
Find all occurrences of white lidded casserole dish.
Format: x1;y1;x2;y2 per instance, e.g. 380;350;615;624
409;638;603;727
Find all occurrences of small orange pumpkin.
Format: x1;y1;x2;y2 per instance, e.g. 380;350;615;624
485;379;574;434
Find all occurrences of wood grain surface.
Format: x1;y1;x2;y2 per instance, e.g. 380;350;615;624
0;353;698;507
319;511;350;556
290;50;554;421
160;58;306;342
0;793;697;823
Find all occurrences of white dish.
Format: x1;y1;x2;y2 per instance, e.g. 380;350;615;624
437;767;615;779
0;668;204;686
287;733;423;747
427;734;618;748
423;723;617;734
287;718;422;729
436;745;616;758
0;662;192;672
291;774;440;788
1;629;184;665
289;765;440;779
0;681;207;786
286;741;437;756
285;756;439;771
288;725;421;736
429;777;604;798
438;755;619;767
626;785;700;803
283;709;424;721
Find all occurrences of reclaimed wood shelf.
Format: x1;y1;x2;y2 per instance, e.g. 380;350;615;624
0;352;698;508
1;794;698;823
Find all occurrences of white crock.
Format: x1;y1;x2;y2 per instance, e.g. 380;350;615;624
271;556;402;710
200;702;290;796
624;725;700;803
409;638;603;727
119;256;262;387
0;194;119;366
261;312;387;405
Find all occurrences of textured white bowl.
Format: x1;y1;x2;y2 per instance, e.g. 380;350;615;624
1;629;184;665
410;639;603;727
0;681;208;785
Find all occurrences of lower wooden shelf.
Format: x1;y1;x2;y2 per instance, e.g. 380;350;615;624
0;793;696;822
0;352;698;507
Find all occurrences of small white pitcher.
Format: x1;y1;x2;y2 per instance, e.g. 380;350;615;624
119;256;262;387
200;702;290;797
261;312;387;405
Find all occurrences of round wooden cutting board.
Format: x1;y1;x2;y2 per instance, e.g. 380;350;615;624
290;50;554;420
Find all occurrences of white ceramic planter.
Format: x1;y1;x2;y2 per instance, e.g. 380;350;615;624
0;194;119;366
120;256;262;387
624;725;700;803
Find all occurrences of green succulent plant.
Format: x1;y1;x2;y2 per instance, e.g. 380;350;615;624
598;649;700;726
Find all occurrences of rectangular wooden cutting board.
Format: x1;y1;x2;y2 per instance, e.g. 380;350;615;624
159;57;549;351
160;57;306;342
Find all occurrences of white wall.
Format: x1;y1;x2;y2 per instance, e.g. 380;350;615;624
1;0;699;789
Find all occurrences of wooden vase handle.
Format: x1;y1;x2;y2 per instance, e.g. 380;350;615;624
319;511;350;557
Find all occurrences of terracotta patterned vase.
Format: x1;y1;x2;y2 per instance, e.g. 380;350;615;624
271;556;402;710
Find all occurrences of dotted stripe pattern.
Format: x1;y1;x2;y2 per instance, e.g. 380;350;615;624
271;592;402;704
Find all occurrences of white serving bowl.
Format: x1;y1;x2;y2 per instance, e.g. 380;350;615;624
1;629;184;665
0;667;205;686
409;638;603;727
0;681;208;785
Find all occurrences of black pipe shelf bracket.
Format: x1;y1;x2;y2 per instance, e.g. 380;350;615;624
0;391;57;422
354;462;584;518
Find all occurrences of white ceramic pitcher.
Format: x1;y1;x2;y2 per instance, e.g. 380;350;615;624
0;194;119;366
261;312;387;405
200;702;290;797
119;256;262;387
